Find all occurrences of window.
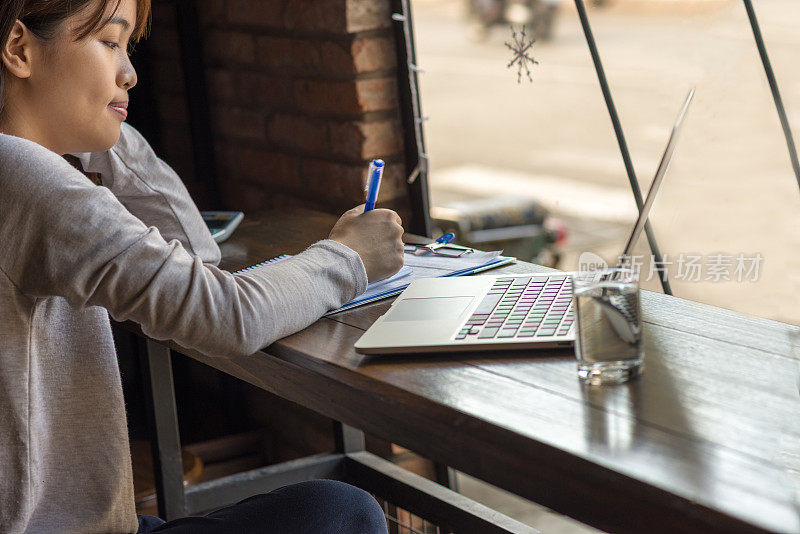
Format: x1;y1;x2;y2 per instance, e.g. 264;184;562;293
412;0;800;324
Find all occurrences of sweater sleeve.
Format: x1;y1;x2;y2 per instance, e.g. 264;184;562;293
0;135;368;358
68;123;221;266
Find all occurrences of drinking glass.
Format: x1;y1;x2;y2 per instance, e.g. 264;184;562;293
571;268;643;385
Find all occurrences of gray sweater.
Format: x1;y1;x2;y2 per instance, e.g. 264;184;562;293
0;124;368;533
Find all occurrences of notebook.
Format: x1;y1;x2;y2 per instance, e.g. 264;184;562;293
233;251;516;314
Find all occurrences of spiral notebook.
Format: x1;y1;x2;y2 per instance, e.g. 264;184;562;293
234;251;515;314
234;255;292;273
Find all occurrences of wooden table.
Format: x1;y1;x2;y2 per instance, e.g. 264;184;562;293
132;209;800;533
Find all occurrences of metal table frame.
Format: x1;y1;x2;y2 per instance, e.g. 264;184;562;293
135;336;536;533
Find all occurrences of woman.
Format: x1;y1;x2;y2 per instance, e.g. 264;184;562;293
0;0;402;532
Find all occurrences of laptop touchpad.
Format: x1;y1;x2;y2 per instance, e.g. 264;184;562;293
385;296;474;322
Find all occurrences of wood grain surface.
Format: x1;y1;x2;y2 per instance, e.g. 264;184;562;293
135;209;800;533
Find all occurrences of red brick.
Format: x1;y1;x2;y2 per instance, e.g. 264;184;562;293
227;0;284;27
313;197;358;215
218;178;275;213
355;78;398;112
256;37;319;73
255;36;292;68
375;163;408;202
328;119;403;160
268;114;328;152
318;41;353;75
197;0;226;29
211;106;265;140
268;192;328;212
235;148;298;185
206;68;237;102
284;0;347;32
295;80;359;115
352;36;396;72
327;122;363;160
204;31;256;64
319;37;396;75
300;159;365;202
294;78;397;115
237;72;289;108
291;40;322;73
214;144;241;176
345;0;392;32
300;159;407;206
362;120;403;158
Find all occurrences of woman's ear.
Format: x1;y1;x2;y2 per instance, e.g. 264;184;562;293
2;20;34;80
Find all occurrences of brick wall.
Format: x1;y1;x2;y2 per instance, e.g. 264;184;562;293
144;0;412;220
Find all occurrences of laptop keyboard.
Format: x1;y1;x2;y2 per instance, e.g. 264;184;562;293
455;276;574;341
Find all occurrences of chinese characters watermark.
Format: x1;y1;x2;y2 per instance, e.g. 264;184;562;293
577;252;764;282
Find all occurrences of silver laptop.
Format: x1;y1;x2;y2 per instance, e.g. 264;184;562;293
355;89;694;355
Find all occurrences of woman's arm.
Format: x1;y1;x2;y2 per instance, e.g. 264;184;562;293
0;135;367;358
68;123;221;266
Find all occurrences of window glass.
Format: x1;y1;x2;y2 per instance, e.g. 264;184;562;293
414;0;800;324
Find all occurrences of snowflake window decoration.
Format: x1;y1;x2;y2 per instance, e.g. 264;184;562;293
505;25;538;83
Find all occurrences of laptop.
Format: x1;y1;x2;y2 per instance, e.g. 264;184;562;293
355;88;694;355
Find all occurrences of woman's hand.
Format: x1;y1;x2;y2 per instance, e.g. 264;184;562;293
329;205;404;283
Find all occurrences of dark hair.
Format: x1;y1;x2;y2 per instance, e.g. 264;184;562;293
0;0;151;118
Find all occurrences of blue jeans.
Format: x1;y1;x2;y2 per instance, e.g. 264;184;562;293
137;480;387;533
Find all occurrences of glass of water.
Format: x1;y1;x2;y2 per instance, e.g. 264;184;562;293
571;268;643;385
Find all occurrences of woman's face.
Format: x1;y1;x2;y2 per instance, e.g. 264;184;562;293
9;0;138;154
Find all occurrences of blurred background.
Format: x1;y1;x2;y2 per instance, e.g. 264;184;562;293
412;0;800;325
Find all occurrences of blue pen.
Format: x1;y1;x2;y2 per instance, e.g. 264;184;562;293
418;232;464;255
435;233;455;244
364;159;385;212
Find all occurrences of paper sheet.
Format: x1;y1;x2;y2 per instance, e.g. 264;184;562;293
402;250;503;279
331;250;510;313
237;250;513;315
358;266;413;301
